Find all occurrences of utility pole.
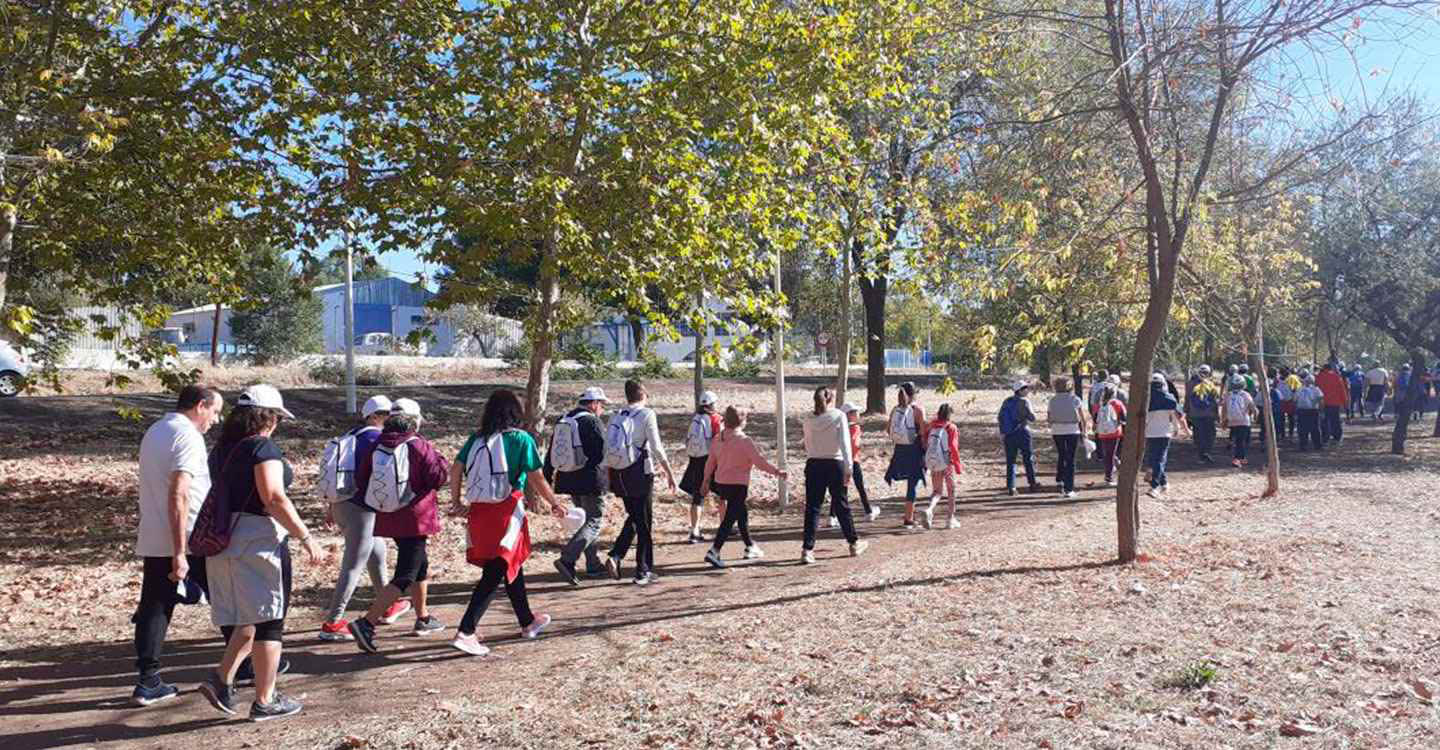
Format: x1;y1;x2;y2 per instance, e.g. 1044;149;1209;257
343;220;357;414
694;289;705;408
773;251;788;507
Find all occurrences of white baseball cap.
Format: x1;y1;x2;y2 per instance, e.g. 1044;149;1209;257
579;386;609;403
840;402;859;414
393;397;421;417
698;390;718;407
361;395;393;417
1150;372;1166;384
1012;380;1029;392
237;384;295;419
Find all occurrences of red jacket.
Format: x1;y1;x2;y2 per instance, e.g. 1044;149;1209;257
1315;369;1349;408
355;430;450;539
927;419;963;473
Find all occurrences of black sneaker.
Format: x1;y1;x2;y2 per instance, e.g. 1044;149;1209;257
249;692;302;722
1006;488;1018;497
704;548;726;569
554;558;580;586
349;618;379;653
132;677;179;707
198;671;237;716
235;658;289;687
605;555;622;581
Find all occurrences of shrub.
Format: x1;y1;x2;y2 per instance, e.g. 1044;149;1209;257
1163;661;1219;690
500;337;532;370
308;360;398;386
230;248;323;364
632;350;676;379
720;355;763;379
556;340;618;381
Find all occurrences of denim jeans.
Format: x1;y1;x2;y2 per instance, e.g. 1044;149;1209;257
1004;430;1037;490
1144;437;1171;488
1230;426;1252;460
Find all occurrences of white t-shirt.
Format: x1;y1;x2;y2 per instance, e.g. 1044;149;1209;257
1365;367;1389;387
136;413;211;557
1047;393;1085;436
1144;406;1183;438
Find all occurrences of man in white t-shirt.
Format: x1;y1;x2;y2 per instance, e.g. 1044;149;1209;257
132;384;222;705
1364;364;1390;420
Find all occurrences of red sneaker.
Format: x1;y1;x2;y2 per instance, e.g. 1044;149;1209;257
379;599;412;625
319;620;353;642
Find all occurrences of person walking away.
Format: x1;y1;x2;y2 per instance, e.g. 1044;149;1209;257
1046;378;1087;499
317;396;411;642
1088;369;1110;414
603;379;677;586
800;387;868;563
1143;374;1190;498
1315;362;1349;446
999;381;1041;496
1346;365;1364;419
133;385;223;705
700;406;787;568
923;403;967;525
346;398;451;651
1274;369;1296;441
1397;364;1420;420
197;385;324;722
1364;361;1390;421
842;403;879;521
677;391;722;543
1092;384;1127;486
1187;373;1219;464
1221;376;1258;468
448;388;566;657
545;387;610;585
1294;375;1325;450
884;382;929;527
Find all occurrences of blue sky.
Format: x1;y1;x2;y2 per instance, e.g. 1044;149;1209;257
373;12;1440;290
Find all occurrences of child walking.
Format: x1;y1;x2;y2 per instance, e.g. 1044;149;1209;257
922;403;964;529
837;404;879;522
699;406;787;568
677;391;722;543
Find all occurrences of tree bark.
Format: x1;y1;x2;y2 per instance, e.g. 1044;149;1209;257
859;272;887;414
694;290;704;408
1071;363;1084;398
210;301;222;367
1391;350;1428;454
628;316;647;359
1255;309;1280;498
524;271;561;434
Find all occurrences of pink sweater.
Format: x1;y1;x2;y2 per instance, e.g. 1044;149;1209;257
702;429;782;487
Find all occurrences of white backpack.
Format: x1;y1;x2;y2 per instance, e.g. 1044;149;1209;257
685;414;714;458
1096;401;1121;435
464;431;514;503
550;414;587;473
889;406;916;444
1227;392;1251;423
924;426;950;472
364;437;416;513
317;428;367;502
602;408;646;470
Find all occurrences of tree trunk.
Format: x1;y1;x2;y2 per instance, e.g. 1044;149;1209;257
0;201;14;314
835;232;853;401
524;272;561;434
1071;362;1084;398
694;290;704;408
1254;309;1280;498
628;316;646;360
1391;350;1428;454
860;275;887;414
210;301;222;367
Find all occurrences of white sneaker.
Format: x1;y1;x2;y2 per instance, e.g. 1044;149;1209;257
1064;491;1077;499
743;545;765;560
921;503;934;530
521;613;552;639
1146;487;1161;498
947;516;961;529
800;550;816;565
828;516;838;528
1104;480;1117;487
849;540;869;557
451;633;490;657
868;507;881;522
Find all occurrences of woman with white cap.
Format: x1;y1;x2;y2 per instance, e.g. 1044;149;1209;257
678;390;722;543
1143;373;1190;498
317;395;412;642
197;384;323;721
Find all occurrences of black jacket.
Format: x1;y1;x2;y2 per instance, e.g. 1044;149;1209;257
544;407;608;496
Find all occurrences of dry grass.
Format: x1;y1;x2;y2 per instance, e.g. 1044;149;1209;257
2;381;1439;749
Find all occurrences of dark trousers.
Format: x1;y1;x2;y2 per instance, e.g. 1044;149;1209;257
1323;406;1343;444
134;555;207;680
1230;426;1252;460
802;459;858;550
610;488;655;575
457;558;534;636
1052;434;1079;492
390;536;429;593
1296;409;1322;450
712;483;753;551
1145;437;1171;488
1275;405;1293;438
1348;390;1362;418
1192;417;1216;458
852;462;872;514
1099;437;1121;482
1004;430;1038;490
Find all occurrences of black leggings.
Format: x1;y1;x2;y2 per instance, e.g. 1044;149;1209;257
851;461;872;514
712;483;753;550
391;536;429;593
458;558;534;636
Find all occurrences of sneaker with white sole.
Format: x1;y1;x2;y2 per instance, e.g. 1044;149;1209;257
198;671;237;715
921;504;934;530
1145;486;1161;498
605;555;622;581
249;692;302;722
1064;490;1077;499
868;507;881;522
947;517;961;530
451;632;490;656
132;678;178;707
704;548;726;569
849;540;869;557
318;620;354;642
412;615;446;636
379;598;412;625
348;618;378;653
743;545;764;560
800;549;816;564
521;613;552;639
828;516;838;528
